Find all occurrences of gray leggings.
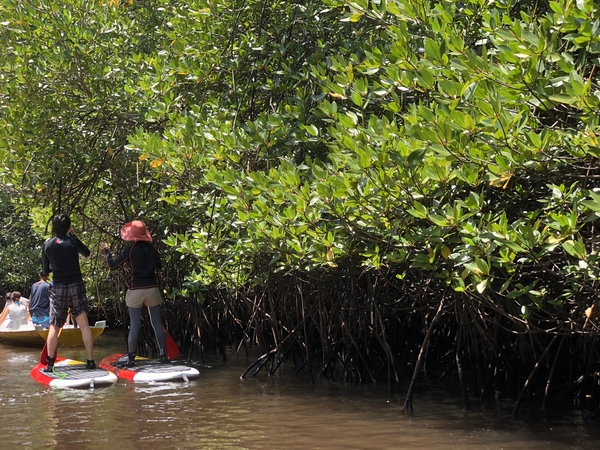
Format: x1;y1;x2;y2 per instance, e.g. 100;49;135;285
128;305;167;355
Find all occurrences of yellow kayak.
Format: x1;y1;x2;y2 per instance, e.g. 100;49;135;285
0;321;107;347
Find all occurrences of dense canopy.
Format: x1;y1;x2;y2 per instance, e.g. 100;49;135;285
1;0;600;414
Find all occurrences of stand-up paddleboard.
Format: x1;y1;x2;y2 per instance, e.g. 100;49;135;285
30;358;118;388
100;353;199;382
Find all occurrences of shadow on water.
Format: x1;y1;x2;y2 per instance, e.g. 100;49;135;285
1;331;599;449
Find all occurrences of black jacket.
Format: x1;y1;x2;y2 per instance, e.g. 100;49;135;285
104;241;161;289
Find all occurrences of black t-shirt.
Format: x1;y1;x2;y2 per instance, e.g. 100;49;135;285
42;234;90;285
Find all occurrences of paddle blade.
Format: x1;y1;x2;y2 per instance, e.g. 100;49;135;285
165;328;180;360
40;342;57;364
40;342;48;364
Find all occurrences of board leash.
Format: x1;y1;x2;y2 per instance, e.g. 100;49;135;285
50;345;68;380
51;364;68;380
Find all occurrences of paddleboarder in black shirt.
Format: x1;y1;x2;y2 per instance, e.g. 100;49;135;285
42;214;95;371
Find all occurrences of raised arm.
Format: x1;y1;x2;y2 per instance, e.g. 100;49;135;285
101;243;132;270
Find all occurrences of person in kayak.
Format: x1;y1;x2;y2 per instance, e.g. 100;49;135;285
0;291;30;330
101;220;169;366
42;214;95;371
29;273;51;328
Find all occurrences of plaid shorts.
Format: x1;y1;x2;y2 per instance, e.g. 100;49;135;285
49;281;89;326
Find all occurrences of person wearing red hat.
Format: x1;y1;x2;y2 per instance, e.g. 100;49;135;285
101;220;168;366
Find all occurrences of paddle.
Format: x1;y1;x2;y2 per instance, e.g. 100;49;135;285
165;328;180;360
39;329;60;364
40;341;51;364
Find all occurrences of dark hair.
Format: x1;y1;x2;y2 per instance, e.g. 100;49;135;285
52;214;71;235
11;291;21;302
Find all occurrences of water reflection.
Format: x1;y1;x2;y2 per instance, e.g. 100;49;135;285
1;333;599;449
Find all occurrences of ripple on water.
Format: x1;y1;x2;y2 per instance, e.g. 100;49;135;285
2;340;600;449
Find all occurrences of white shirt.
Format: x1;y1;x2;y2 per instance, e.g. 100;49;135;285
3;302;28;330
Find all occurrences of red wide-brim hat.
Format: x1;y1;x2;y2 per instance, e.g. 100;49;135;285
120;220;152;242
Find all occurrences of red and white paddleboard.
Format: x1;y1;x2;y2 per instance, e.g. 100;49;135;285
100;353;200;382
31;358;118;388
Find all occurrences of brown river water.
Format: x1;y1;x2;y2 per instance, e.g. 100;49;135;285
1;331;599;449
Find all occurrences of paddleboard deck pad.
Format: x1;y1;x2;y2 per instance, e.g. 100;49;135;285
30;358;118;388
100;353;200;382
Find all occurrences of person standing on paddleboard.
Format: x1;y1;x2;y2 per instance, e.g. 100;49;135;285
100;220;169;366
42;214;96;371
